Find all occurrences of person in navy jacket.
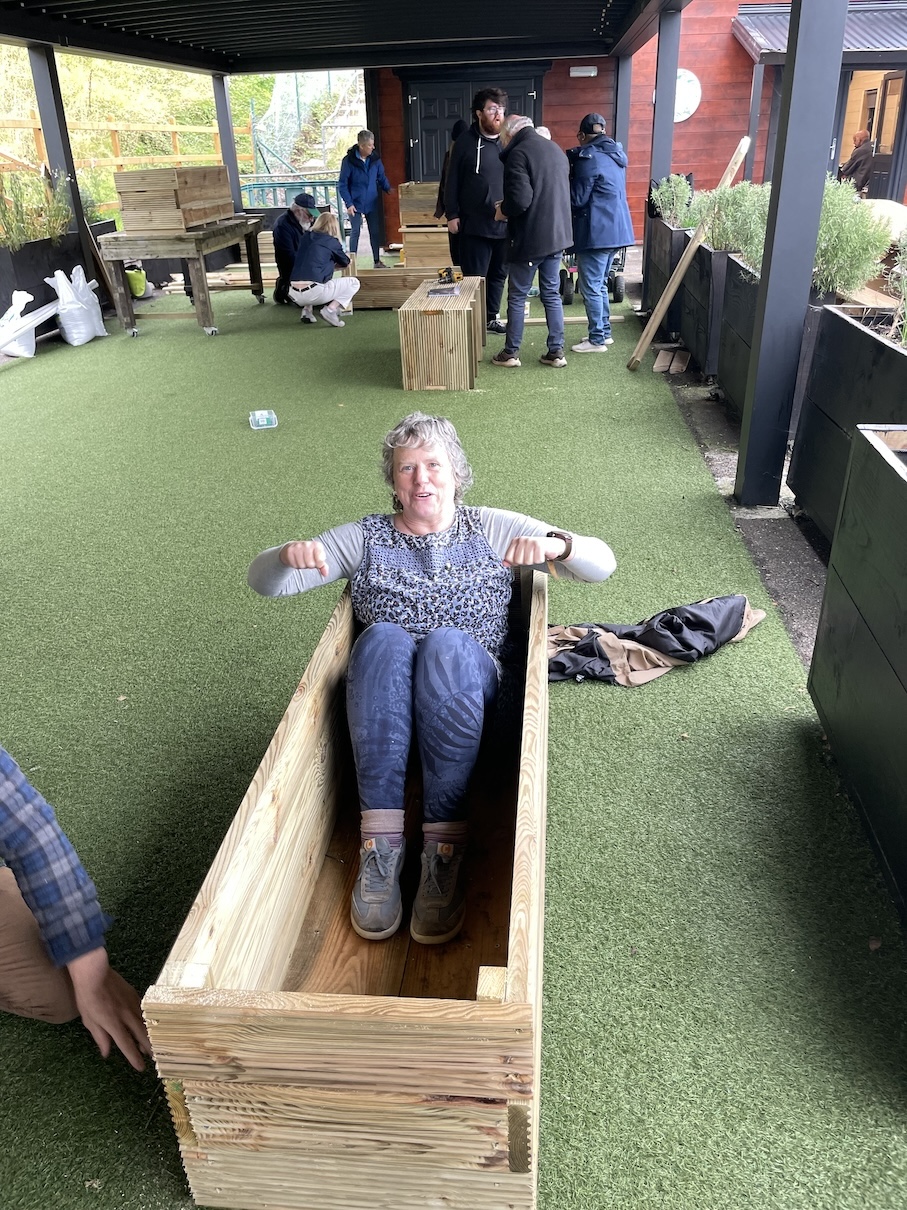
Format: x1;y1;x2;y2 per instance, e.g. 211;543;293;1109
338;130;393;268
566;114;635;353
272;192;319;305
289;212;360;327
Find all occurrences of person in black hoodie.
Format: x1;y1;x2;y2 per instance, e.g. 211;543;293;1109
443;88;510;334
272;192;319;305
289;212;360;328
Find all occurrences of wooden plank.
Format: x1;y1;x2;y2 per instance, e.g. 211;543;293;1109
143;987;535;1098
399;277;483;390
652;349;674;372
669;350;691;373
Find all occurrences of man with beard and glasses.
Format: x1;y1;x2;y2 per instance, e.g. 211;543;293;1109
443;88;510;335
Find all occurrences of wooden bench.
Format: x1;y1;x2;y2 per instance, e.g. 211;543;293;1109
398;276;486;390
143;570;548;1210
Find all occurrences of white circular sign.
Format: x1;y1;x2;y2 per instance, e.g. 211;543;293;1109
675;69;702;123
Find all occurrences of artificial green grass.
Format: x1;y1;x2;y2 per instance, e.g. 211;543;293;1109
1;290;906;1209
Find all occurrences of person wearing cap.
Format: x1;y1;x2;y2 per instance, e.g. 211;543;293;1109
566;114;635;353
272;193;320;305
339;130;393;268
491;115;573;369
289;211;361;328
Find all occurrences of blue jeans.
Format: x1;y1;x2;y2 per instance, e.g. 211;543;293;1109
577;248;618;345
349;210;382;263
346;623;498;822
504;252;565;355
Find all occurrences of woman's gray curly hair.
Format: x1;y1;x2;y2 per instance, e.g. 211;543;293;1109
382;412;474;508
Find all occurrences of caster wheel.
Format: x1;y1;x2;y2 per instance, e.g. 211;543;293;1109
129;327;139;338
256;294;265;304
611;274;625;304
204;326;219;336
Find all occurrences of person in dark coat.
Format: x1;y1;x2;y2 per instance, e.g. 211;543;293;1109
839;130;874;193
435;117;469;266
566;113;636;353
338;130;393;268
491;115;573;369
443;88;510;334
289;212;360;328
272;192;320;304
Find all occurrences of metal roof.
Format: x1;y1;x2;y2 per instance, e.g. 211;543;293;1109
0;0;691;74
733;2;907;66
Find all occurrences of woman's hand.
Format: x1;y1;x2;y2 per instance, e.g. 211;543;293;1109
503;534;567;568
346;204;357;216
66;947;151;1072
280;540;329;577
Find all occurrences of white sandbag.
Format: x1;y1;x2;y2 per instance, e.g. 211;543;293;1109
0;291;39;358
44;266;108;346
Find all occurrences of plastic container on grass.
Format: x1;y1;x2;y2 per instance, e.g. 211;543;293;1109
249;410;278;430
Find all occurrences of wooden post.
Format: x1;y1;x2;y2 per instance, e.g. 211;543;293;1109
212;123;221;162
30;107;48;167
108;115;124;172
170;117;181;167
628;136;750;372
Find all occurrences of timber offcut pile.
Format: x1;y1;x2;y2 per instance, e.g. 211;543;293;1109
114;166;235;233
399;181;454;269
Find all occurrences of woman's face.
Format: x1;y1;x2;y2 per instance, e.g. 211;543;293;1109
393;443;457;532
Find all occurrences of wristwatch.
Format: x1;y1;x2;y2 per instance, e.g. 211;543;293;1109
546;530;573;561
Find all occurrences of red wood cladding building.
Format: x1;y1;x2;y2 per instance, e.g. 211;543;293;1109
373;0;907;243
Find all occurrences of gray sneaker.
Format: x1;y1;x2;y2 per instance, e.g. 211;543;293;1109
410;841;467;944
351;836;406;940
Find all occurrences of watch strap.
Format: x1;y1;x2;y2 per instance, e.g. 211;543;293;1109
546;530;573;561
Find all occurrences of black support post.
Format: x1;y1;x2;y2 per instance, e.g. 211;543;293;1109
743;63;764;181
213;74;243;211
734;0;850;507
650;9;681;185
27;44;93;277
614;55;632;150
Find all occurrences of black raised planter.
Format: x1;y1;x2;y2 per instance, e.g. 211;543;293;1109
808;425;907;914
717;255;759;420
643;216;686;337
679;236;729;379
0;220;116;334
788;306;907;541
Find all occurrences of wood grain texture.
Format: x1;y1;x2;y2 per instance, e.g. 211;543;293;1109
145;571;548;1208
399;276;484;390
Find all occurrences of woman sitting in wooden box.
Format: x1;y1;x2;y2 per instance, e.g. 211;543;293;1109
248;413;615;944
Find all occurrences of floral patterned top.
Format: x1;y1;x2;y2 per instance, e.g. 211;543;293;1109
350;508;513;659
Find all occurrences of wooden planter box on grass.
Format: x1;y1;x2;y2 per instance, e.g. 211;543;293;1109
788;306;907;541
143;569;548;1210
643;216;686;337
679;236;729;379
808;426;907;913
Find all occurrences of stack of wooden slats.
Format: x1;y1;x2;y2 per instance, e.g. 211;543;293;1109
240;230;275;263
398;181;454;268
114;167;235;233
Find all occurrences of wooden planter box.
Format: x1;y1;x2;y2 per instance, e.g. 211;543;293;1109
0;221;116;333
643;216;686;337
679;237;729;379
788;306;907;541
717;255;759;421
114;166;234;233
401;226;454;269
144;570;549;1210
808;426;907;913
398;275;486;390
398;182;445;228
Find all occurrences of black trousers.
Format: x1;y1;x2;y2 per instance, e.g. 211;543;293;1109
274;253;294;304
457;233;508;322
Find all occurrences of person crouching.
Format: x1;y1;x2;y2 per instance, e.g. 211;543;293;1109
289;212;361;328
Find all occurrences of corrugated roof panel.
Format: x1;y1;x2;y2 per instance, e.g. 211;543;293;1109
734;3;907;63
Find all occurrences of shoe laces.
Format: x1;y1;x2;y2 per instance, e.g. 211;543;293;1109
361;840;398;891
424;844;458;898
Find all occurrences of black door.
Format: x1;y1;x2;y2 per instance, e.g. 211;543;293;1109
408;86;470;181
867;71;905;199
401;67;546;182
